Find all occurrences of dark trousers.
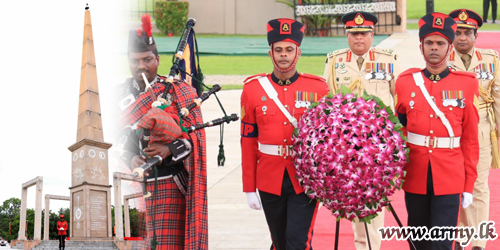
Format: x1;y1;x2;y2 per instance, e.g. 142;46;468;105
405;164;460;250
484;0;498;21
259;170;318;250
58;235;66;249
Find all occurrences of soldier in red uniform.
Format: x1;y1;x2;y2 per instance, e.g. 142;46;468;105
395;12;479;250
240;18;330;249
57;214;68;250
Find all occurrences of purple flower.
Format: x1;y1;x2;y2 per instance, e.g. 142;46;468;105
293;94;406;222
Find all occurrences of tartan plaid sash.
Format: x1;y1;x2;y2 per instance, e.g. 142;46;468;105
119;80;166;127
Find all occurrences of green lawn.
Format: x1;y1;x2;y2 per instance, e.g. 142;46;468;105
159;55;326;76
406;0;484;20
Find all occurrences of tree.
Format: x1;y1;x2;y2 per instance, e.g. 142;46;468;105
111;205;146;237
0;198;21;242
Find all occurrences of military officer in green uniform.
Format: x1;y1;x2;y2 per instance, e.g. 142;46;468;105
323;11;402;250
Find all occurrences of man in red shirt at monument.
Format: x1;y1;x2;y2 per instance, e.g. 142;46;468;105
57;214;68;250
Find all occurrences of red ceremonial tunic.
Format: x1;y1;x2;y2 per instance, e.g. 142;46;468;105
57;221;68;236
395;68;479;195
241;73;330;195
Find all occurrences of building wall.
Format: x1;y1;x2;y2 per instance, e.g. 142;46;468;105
186;0;294;35
185;0;406;35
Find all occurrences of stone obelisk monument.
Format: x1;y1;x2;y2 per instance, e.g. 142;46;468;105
68;4;113;239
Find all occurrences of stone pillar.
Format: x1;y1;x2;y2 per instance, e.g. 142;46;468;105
18;176;43;241
395;0;407;33
113;173;144;240
113;173;124;241
34;180;43;240
44;197;49;240
123;196;130;238
18;185;28;240
123;193;142;237
44;195;70;241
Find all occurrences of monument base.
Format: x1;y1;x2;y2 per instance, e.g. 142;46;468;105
69;183;112;239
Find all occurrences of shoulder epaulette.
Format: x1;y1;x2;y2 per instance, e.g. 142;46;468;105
300;73;326;82
327;48;349;58
372;47;396;56
244;73;268;84
398;68;422;78
450;70;477;79
476;48;499;57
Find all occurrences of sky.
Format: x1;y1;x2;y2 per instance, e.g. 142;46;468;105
0;0;139;212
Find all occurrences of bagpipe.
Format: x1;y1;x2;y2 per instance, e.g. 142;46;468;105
118;17;239;194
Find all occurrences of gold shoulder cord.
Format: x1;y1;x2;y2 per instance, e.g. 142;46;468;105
328;55;338;93
481;54;500;169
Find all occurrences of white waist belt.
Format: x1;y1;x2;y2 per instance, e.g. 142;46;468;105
407;132;460;149
259;143;293;157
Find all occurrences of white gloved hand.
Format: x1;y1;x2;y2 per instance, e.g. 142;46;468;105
246;192;262;210
461;192;473;209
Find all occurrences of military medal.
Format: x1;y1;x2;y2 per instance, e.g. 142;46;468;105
411;92;416;97
365;62;394;81
261;96;267;101
409;100;414;109
475;63;496;80
262;105;267;115
442;90;465;108
295;91;318;109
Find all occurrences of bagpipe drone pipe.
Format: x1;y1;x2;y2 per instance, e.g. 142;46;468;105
117;18;239;196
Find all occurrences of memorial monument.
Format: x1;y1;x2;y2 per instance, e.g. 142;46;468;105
68;4;113;239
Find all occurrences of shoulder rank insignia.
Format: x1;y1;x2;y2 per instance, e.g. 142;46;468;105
476;50;483;61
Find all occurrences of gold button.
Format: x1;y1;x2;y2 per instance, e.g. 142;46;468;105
449;107;452;110
430;130;434;134
430;114;434;118
284;122;287;125
429;150;433;153
284;88;288;91
284;156;287;159
284;139;287;142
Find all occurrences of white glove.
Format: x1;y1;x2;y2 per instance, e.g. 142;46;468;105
60;227;64;230
461;192;473;209
246;192;262;210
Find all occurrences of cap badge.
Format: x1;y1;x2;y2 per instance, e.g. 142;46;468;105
435;17;443;26
355;14;364;25
459;11;468;21
282;23;290;32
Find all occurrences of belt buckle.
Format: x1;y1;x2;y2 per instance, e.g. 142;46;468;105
432;137;438;148
424;136;437;148
449;136;454;149
277;145;283;156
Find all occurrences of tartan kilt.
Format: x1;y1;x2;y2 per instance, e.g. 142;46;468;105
144;178;186;250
